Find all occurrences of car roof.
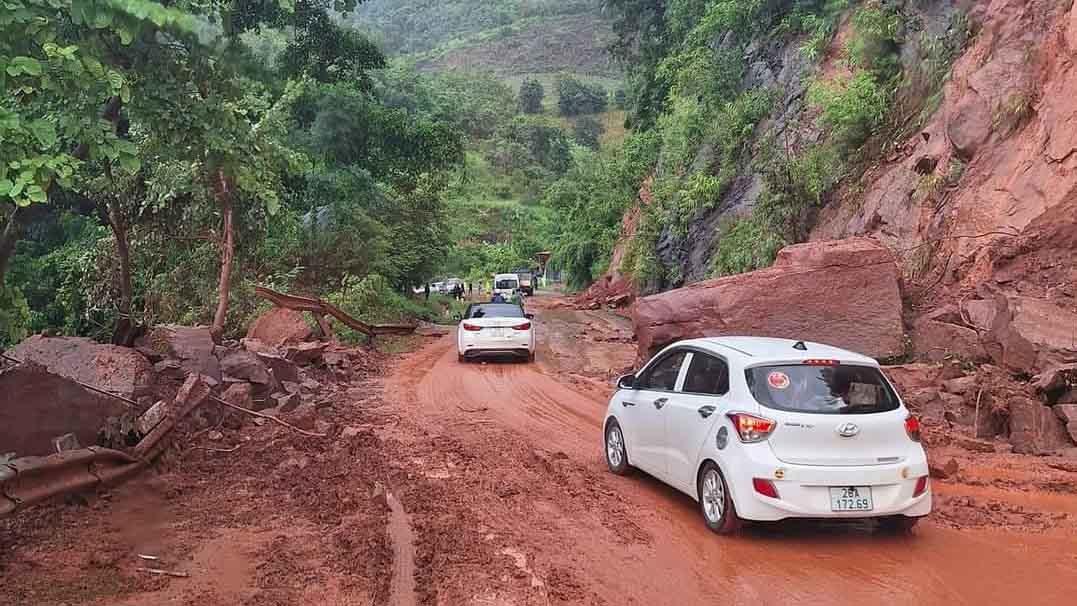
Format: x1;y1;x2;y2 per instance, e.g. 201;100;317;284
671;336;879;366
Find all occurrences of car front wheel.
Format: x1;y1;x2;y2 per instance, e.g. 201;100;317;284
604;420;629;475
698;462;742;534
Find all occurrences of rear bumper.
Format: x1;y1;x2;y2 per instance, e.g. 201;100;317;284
463;347;531;359
722;445;932;522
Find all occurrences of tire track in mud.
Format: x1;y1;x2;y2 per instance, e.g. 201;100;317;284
385;491;417;606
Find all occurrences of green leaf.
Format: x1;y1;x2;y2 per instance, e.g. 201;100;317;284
106;71;124;93
25;184;47;203
118;153;141;174
6;56;43;77
0;179;12;196
28;119;57;148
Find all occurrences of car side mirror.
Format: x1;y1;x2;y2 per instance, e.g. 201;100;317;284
616;374;637;390
525;313;534;320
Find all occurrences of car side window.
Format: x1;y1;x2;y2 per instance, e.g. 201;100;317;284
638;351;687;391
682;352;729;396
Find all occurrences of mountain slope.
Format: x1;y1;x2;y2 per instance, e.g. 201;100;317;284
349;0;618;77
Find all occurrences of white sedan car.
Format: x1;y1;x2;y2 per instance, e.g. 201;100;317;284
603;337;931;534
457;303;536;362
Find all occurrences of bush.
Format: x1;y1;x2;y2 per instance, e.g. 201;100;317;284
710;214;785;277
0;284;30;347
809;71;890;152
556;76;608;116
519;78;545;114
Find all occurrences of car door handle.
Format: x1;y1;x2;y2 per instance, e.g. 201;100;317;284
698;405;716;419
653;397;668;410
622;400;637;407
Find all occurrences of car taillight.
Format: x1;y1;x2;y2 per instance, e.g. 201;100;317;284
462;323;482;332
905;415;922;442
803;358;840;366
727;412;777;443
913;475;929;497
753;478;780;499
511;322;531;331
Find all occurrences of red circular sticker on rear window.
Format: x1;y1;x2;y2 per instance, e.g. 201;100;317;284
767;371;790;390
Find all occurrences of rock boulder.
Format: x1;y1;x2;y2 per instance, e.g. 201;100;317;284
135;325;221;380
247;308;312;347
633;238;905;363
8;335;154;400
0;362;129;456
1009;398;1073;454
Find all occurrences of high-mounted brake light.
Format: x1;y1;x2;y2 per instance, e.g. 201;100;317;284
462;323;482;332
803;359;840;366
904;415;922;442
727;412;777;443
511;322;532;331
913;475;929;497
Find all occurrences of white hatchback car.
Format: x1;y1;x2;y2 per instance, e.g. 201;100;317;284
457;303;536;362
603;337;931;534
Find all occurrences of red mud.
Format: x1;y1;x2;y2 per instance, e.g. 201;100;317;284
2;295;1076;605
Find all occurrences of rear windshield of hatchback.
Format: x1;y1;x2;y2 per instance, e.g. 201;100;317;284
745;364;900;414
466;304;525;319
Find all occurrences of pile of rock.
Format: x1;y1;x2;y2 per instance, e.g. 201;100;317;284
1;307;359;457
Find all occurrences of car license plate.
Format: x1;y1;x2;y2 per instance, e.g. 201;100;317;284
829;486;873;512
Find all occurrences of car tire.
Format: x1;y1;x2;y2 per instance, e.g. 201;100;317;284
877;515;920;534
604;420;630;475
697;462;743;535
458;353;466;363
528;351;536;363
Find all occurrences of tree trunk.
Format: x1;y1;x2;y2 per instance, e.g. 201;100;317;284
99;199;136;345
0;208;20;285
210;171;234;343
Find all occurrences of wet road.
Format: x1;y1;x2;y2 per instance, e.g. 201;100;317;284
387;296;1077;606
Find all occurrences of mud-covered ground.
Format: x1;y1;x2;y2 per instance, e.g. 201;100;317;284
3;294;1077;606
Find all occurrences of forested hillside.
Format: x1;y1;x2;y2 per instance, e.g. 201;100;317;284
555;0;977;294
0;0;628;346
349;0;618;77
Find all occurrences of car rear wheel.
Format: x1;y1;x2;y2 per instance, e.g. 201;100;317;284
528;351;535;363
877;515;920;534
698;462;742;534
458;353;466;363
604;420;629;475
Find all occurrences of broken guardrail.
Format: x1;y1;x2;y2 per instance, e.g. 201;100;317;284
253;286;416;341
0;373;210;518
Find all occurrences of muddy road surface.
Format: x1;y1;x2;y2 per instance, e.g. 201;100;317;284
3;294;1077;606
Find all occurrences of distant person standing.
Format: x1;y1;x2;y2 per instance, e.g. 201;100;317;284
491;292;506;303
468;282;473;299
424;283;430;300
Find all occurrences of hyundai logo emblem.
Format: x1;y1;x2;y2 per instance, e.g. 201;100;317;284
835;422;860;437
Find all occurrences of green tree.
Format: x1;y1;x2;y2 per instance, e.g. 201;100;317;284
573;116;605;150
519;78;545;114
556;76;609;116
